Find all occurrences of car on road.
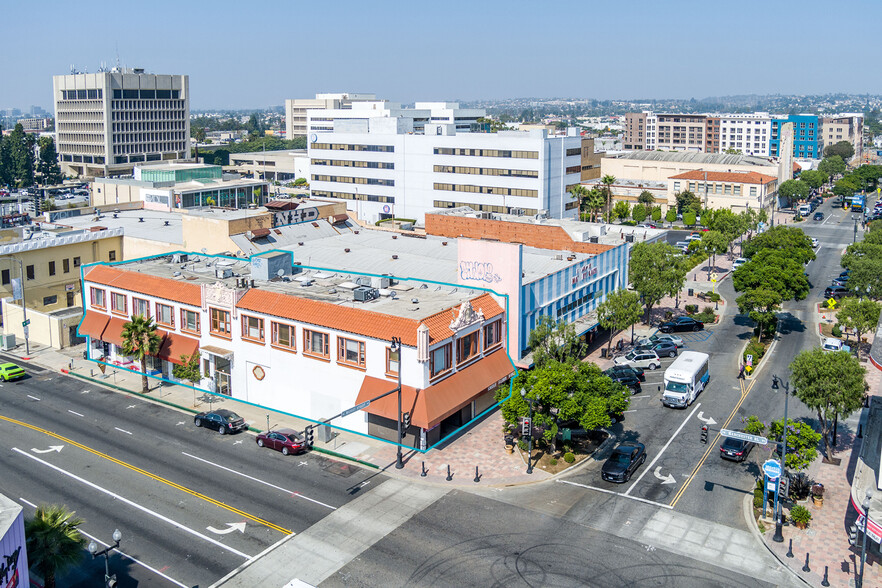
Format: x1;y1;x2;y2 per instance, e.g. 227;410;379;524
194;409;248;435
813;212;824;221
811;237;819;248
0;363;25;381
636;340;678;358
614;349;661;371
732;257;748;270
720;435;754;462
832;275;850;287
601;442;646;483
674;241;690;253
685;235;702;243
638;333;684;348
658;316;704;333
638;223;657;229
256;428;307;455
824;285;849;299
604;366;643;393
821;337;851;353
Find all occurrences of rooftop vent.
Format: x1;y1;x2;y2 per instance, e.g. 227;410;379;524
411;298;419;304
344;248;350;253
442;241;448;246
392;255;398;260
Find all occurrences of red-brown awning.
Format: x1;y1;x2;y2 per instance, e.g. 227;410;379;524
355;350;514;429
78;311;109;340
156;330;200;365
101;317;128;347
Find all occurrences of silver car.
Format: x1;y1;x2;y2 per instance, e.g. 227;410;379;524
614;350;661;371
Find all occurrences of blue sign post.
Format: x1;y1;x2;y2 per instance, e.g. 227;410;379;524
763;459;783;520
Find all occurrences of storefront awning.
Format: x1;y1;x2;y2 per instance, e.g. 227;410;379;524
101;317;128;348
78;311;109;340
356;350;514;430
157;331;200;365
201;345;233;359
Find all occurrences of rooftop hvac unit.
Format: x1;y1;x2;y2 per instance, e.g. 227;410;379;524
171;253;188;263
625;234;635;243
371;276;391;289
353;286;379;302
355;276;372;287
589;236;599;243
511;208;525;216
216;267;233;279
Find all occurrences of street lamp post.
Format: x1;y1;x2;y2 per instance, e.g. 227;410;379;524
391;336;404;469
771;375;789;543
520;387;537;475
858;488;875;588
88;528;122;588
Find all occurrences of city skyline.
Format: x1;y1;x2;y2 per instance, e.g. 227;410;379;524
2;0;880;110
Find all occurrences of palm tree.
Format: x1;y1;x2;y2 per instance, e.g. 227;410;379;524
638;190;655;206
600;174;617;222
569;185;589;218
25;504;87;588
121;314;162;393
586;189;605;222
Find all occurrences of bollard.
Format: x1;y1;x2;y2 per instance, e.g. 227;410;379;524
420;461;427;477
820;565;830;587
786;538;793;558
446;464;453;481
802;553;810;573
474;466;480;483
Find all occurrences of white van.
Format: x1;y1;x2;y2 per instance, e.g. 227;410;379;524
798;204;811;216
661;351;710;408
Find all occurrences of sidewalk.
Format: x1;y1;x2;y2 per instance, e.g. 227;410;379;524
758;357;882;587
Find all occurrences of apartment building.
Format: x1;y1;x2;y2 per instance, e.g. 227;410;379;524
53;68;190;178
16;117;52;131
718;113;771;156
306;101;484;135
821;113;863;161
770;115;820;159
667;170;777;212
284;93;378;138
654;114;708;152
623;112;647;150
80;253;511;445
308;121;584;223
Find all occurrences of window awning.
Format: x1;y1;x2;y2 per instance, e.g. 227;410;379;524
201;345;233;359
78;311;109;340
157;331;199;365
355;350;514;430
101;317;128;348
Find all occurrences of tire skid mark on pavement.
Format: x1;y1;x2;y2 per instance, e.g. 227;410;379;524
0;414;292;535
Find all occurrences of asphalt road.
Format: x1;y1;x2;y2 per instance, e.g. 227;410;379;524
0;367;383;587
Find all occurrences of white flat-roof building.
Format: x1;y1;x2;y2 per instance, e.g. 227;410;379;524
284;93;377;138
308;122;583;223
227;149;309;182
306;101;485;135
718;112;772;157
53;68;190;178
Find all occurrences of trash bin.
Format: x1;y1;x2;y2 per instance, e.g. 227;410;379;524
601;348;608;359
688;288;694;297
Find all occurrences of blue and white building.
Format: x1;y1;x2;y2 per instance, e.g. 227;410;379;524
771;115;820;159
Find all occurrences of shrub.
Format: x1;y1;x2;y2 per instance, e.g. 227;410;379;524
293;177;307;186
832;323;842;337
753;488;764;509
811;483;825;498
564;452;575;463
790;504;812;525
793;214;803;222
706;292;721;302
742;415;765;435
549;458;558;466
789;472;813;500
665;209;677;223
620;220;637;226
518;439;529;452
685;304;699;314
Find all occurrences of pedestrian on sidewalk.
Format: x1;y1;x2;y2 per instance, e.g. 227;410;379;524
738;363;745;379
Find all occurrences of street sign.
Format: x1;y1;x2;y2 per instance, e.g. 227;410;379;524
21;319;29;327
711;272;718;281
341;400;371;417
762;459;782;480
746;354;753;366
22;326;28;337
827;298;837;308
720;429;768;444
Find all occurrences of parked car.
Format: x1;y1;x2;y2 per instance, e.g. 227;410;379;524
636;340;678;358
194;409;248;435
256;428;307;455
601;442;646;483
674;240;690;252
658;316;704;333
720;436;754;462
614;349;661;371
732;257;748;270
638;333;684;348
824;285;849;299
604;366;643;393
0;363;25;381
813;212;824;221
811;237;819;248
685;235;702;243
833;275;850;287
638;223;658;229
821;337;851;353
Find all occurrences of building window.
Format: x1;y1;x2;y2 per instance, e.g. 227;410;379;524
338;337;366;368
209;307;231;336
42;295;57;306
0;270;8;285
48;261;56;276
734;185;741;196
132;297;150;318
242;315;265;342
386;347;399;374
63;259;70;273
181;309;200;334
25;265;34;280
303;329;329;358
457;331;479;365
271;322;295;350
111;292;126;314
156;303;174;327
750;187;757;197
90;287;105;308
430;344;452;376
108;250;116;262
673;182;680;191
73;257;81;267
484;320;502;349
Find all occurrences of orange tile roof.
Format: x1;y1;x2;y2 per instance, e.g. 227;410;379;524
668;170;776;184
85;265;202;306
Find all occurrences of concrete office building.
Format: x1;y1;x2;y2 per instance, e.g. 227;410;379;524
308;121;583;223
53;68;190;178
284;93;377;139
821;113;863;161
667;170;777;212
226;149;309;182
306;101;485;135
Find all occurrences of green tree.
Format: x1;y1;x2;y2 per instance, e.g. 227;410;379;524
836;298;882;358
675;190;701;214
741;415;766;435
741;225;815;264
846;257;882;300
823;140;855;160
790;347;867;459
818;155;846;178
629;241;683;323
121;315;162;393
527;315;585;367
193;126;207;143
612;199;630;221
736;287;782;343
777;179;810;206
8;123;36;187
37;136;62;185
570;185;588;215
651;206;662;222
832;175;860;198
631;203;647;223
0;128;13;187
637;190;655;206
682;210;697;227
600;174;616;220
733;250;810;302
701;230;730;272
799;169;828;190
769;418;822;471
172;352;203;386
665;208;676;223
585;188;605;222
597;289;643;357
25;504;87;588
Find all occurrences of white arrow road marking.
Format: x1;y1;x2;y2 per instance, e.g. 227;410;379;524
67;410;84;417
114;427;132;435
26;395;39;401
298;461;308;467
207;522;246;535
697;411;717;426
31;445;64;454
233;440;243;445
653;466;676;485
127;404;137;409
82;390;90;394
176;421;185;426
12;448;252;559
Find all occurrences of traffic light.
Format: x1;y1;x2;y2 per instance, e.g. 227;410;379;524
401;411;411;438
522;417;532;437
700;425;708;444
849;523;859;546
304;426;314;448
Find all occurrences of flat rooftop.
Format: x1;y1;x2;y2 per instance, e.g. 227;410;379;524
54;209;185;244
606;151;777;167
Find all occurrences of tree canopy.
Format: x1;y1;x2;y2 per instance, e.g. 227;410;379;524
823;140;855;161
798;169;828;190
629;241;686;323
736;287;782;343
836;298;881;359
777;179;809;206
25;504;87;588
675;190;701;214
597;289;643;356
527;315;585;367
818;155;846;178
741;225;815;264
733;250;811;301
121;315;162;393
612;199;631;221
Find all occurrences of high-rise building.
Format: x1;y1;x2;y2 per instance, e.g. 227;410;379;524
718;113;771;156
284;93;377;138
52;68;190;178
654;114;709;152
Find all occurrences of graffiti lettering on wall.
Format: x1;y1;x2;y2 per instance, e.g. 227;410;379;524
460;261;502;283
0;546;21;588
570;263;598;286
272;207;321;227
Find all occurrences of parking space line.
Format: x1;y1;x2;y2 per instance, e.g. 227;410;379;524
624;403;701;496
557;480;672;510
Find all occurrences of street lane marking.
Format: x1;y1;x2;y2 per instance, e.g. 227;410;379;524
31;446;63;454
12;448;252;560
26;395;39;401
19;497;36;508
115;427;133;435
181;452;336;510
624;403;701;496
0;414;292;535
653;466;675;484
557;480;673;510
78;527;189;588
67;410;84;417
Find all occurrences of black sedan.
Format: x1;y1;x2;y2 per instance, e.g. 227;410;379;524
813;212;824;221
658;316;704;333
601;443;646;483
194;409;249;435
720;436;754;462
604;365;643;393
636;340;678;358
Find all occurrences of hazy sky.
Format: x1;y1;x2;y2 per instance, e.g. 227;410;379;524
3;0;879;110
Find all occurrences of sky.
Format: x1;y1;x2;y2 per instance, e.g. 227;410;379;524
3;0;880;111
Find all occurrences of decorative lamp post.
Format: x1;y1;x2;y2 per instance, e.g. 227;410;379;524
88;528;122;588
520;387;538;475
858;488;875;588
771;375;789;544
391;336;404;469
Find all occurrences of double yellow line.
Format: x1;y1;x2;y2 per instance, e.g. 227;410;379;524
669;377;758;508
0;414;292;535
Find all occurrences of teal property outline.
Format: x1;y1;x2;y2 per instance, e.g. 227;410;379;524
77;250;517;452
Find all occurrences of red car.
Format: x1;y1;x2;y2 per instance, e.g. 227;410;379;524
256;428;307;455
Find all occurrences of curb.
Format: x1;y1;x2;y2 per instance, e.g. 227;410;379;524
741;493;812;587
